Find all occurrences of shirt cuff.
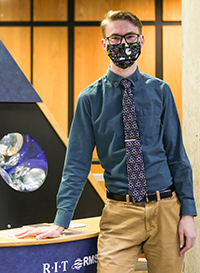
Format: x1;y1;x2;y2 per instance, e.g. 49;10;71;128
54;209;73;229
180;198;197;217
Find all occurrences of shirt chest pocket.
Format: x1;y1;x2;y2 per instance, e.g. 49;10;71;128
136;108;161;143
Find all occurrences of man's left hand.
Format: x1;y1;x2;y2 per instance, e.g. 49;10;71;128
179;215;197;256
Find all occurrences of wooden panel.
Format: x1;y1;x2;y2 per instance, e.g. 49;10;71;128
75;0;155;21
33;0;67;21
163;0;182;21
0;0;30;21
91;164;104;173
137;26;155;77
33;27;68;135
0;27;31;80
163;26;182;123
74;26;110;106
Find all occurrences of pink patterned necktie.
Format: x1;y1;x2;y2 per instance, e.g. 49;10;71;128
121;79;147;201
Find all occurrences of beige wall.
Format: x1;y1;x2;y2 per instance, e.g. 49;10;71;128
182;0;200;272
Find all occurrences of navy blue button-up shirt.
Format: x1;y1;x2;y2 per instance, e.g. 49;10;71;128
54;66;197;228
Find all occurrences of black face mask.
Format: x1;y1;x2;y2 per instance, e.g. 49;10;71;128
107;42;141;69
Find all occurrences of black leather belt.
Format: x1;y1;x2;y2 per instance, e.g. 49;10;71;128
107;184;175;203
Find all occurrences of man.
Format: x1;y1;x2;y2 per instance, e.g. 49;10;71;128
17;10;197;273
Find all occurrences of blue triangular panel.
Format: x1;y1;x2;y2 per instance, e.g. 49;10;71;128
0;40;42;102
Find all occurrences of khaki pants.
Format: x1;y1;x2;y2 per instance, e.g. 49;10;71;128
97;192;184;273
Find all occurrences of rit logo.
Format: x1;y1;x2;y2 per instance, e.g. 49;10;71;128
43;261;68;273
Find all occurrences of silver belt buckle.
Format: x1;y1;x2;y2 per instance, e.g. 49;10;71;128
145;193;149;202
130;194;149;203
130;195;136;203
137;194;149;203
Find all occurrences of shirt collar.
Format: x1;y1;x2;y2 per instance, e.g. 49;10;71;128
106;65;141;87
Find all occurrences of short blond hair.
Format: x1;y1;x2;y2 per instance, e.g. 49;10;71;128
100;10;143;38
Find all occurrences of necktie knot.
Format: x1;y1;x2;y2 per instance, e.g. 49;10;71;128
120;79;131;91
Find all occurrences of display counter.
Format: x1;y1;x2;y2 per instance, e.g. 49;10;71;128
0;216;147;272
0;217;100;273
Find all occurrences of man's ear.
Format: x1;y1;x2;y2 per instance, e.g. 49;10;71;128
101;38;107;51
140;35;145;48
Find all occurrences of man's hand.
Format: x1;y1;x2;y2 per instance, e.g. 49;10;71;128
15;224;65;240
179;215;197;256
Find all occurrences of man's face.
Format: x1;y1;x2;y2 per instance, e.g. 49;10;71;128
101;20;144;71
101;20;144;50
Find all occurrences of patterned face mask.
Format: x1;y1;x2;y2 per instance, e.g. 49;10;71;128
107;42;141;69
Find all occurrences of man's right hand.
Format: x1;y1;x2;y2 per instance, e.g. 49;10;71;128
15;224;65;240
